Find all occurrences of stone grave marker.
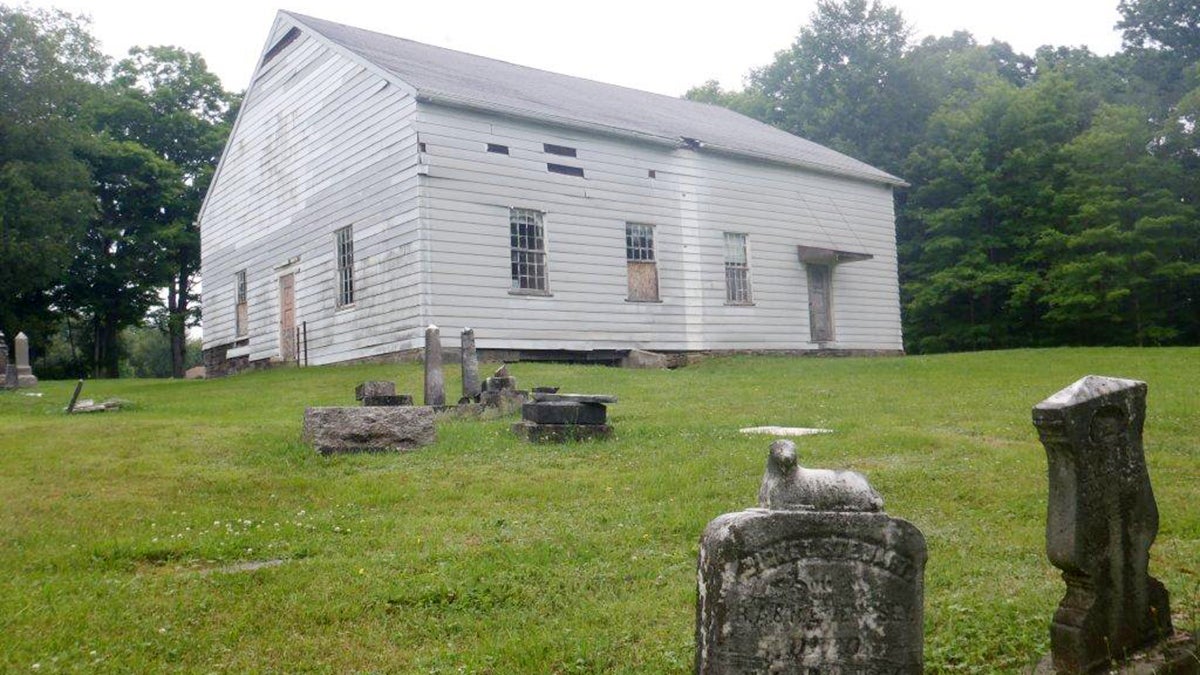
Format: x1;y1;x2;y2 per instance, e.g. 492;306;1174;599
423;325;445;406
13;331;37;388
696;439;926;674
303;406;435;454
355;381;411;407
0;331;10;390
478;364;527;411
1032;375;1196;673
460;328;481;403
513;392;616;442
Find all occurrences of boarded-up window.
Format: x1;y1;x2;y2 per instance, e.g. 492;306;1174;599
510;208;548;293
724;232;752;304
235;270;248;337
626;223;658;301
335;225;355;307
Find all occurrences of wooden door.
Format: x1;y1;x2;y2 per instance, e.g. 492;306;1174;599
807;264;833;343
279;273;296;361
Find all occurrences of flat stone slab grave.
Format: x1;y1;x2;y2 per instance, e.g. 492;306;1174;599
303;406;435;454
514;392;617;443
740;426;834;437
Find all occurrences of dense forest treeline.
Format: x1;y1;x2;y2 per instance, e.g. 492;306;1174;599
1;2;1196;378
689;0;1200;352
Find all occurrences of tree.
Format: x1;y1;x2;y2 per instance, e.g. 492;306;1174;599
95;46;237;377
0;6;104;348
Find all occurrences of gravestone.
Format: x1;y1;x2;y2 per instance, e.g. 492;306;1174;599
423;325;445;406
356;381;396;400
696;439;925;674
0;331;10;390
512;393;616;442
362;395;413;407
303;406;435;454
479;364;527;411
460;328;481;403
1032;375;1194;673
13;332;37;388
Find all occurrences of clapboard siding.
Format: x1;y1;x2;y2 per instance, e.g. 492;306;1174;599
199;18;423;365
416;104;902;352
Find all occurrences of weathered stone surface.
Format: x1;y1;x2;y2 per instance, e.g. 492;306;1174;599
461;328;480;401
303;406;435;454
696;509;926;674
355;381;396;400
480;388;528;413
483;376;517;392
184;365;206;380
512;421;612;442
521;401;607;425
531;392;618;404
1033;375;1174;674
1031;630;1200;674
740;426;834;437
423;325;445;406
13;331;36;388
621;348;671;369
361;394;413;407
0;331;9;390
758;439;883;512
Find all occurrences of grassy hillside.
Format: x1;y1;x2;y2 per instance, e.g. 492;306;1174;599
1;349;1196;673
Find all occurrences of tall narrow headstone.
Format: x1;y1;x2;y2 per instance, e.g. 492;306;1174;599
696;440;926;674
423;324;445;406
0;331;10;390
460;328;480;402
1033;376;1173;673
13;331;37;388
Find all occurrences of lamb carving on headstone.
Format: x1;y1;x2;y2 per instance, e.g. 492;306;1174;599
757;439;883;512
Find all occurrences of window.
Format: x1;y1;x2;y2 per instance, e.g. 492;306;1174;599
235;270;248;337
724;232;752;304
335;225;355;306
487;143;509;154
510;208;548;293
543;143;576;157
625;223;659;301
547;163;584;177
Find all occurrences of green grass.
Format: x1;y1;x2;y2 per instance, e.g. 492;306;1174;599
1;348;1197;673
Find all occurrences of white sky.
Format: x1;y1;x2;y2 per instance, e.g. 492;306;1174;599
25;0;1124;96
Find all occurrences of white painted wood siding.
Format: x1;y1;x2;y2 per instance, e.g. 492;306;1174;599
200;21;424;364
415;105;902;352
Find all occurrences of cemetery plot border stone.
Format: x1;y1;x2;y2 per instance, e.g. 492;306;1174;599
1032;375;1197;674
303;406;435;454
696;440;925;674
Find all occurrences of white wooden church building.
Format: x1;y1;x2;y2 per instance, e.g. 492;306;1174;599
199;11;906;372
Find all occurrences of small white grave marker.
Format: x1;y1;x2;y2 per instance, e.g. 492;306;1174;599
739;426;833;437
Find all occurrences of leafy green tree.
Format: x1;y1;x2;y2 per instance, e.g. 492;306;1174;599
0;6;103;347
95;46;237;377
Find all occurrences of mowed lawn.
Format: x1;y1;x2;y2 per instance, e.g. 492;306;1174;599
0;349;1196;673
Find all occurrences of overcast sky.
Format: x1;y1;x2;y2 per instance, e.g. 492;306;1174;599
24;0;1125;96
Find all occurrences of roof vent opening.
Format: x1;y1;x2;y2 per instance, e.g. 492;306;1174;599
544;143;577;157
262;27;301;67
680;137;703;150
547;163;584;178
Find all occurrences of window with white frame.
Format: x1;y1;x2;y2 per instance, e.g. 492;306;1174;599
335;225;355;307
625;223;659;301
510;208;548;293
235;270;248;337
724;232;752;304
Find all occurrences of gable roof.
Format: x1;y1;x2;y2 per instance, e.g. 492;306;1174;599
279;11;904;187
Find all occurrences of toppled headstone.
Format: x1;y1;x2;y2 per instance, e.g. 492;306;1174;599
460;328;481;403
740;426;834;437
513;392;616;442
696;440;926;674
69;398;126;413
423;325;445;406
13;331;36;388
355;381;396;400
303;406;435;454
1032;376;1195;674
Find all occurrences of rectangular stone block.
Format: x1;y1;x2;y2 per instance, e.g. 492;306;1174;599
355;381;396;400
696;510;926;674
531;392;618;404
303;406;435;454
361;394;413;407
511;421;612;443
521;401;607;425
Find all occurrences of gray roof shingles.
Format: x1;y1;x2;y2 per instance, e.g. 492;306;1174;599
283;11;903;186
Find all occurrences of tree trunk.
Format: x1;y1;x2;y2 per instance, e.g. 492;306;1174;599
93;315;121;379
